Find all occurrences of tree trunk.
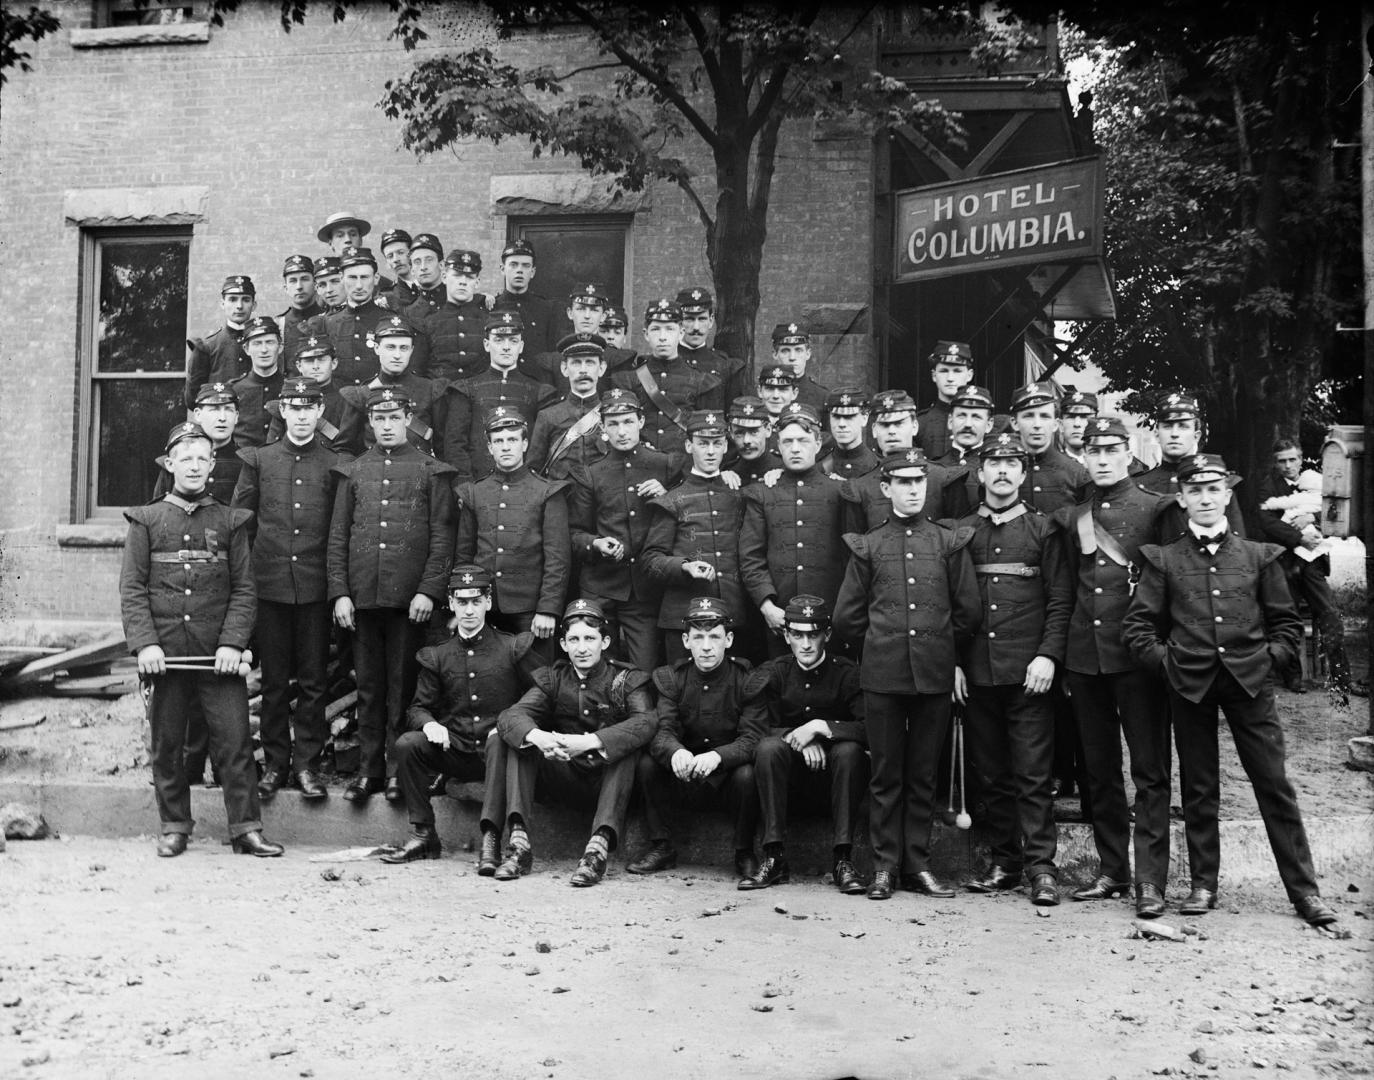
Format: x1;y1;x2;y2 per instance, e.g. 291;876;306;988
707;135;766;369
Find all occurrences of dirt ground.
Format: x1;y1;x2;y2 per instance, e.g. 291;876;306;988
1;836;1371;1079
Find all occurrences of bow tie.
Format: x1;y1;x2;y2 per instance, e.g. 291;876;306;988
1195;530;1226;547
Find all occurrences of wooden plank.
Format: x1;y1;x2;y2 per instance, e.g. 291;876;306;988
0;635;127;690
50;675;139;698
0;647;62;677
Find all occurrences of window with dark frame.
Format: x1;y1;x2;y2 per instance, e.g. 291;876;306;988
507;215;632;314
93;1;200;28
77;228;191;518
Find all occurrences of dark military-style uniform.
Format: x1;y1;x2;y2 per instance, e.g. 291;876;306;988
228;367;284;449
724;448;782;487
185;324;248;409
327;440;457;783
422;296;491;382
1137;457;1247;539
528;391;607;479
915;399;955;461
792;372;830;413
1123;487;1321;906
152;444;242;504
401;283;447;322
266;380;365;457
278;302;324;365
307;301;430;387
495;290;562;356
491;656;657;847
821;441;879;481
341;371;446;458
232;431;342;779
451;367;557;478
611;356;723;454
682;342;750;404
119;487;261;839
639;656;769;854
840;456;961;530
1021;444;1090;515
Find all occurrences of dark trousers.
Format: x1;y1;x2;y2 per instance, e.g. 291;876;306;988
1170;669;1319;901
864;691;950;874
393;729;509;830
181;702;213;783
635;755;759;851
353;608;425;780
150;669;261;838
964;683;1057;876
755;735;868;850
1283;559;1350;687
257;599;331;773
1067;667;1171;888
490;609;554;666
591;594;661;673
1049;678;1087;797
489;736;638;848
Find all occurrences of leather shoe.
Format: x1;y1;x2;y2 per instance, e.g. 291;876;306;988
476;831;500;876
156;833;187;858
867;869;896;900
231;830;284;857
902;870;955;898
380;827;441;864
384;776;404;804
1179;887;1217;916
296;768;327;800
493;845;533;881
738;854;790;891
256;767;288;800
1071;875;1131;901
833;858;866;895
627;841;678;875
342;776;385;802
1030;873;1060;907
966;864;1021;893
570;849;607;887
1135;882;1166;918
1295;895;1338;927
734;851;759;883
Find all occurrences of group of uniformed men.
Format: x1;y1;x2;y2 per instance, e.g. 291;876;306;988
117;210;1341;929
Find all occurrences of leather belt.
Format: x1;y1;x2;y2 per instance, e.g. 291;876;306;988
151;550;227;563
973;562;1039;577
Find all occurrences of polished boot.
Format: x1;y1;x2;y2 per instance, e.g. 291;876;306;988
902;871;955;898
342;776;385;803
627;841;678;875
384;776;404;804
296;768;328;800
1030;873;1060;907
380;826;441;864
156;833;188;858
570;849;607;887
493;845;533;881
256;767;289;800
833;858;866;895
867;869;896;900
1071;875;1131;901
734;850;759;884
231;830;285;857
476;830;500;876
1135;883;1166;918
1294;895;1338;927
1178;887;1217;916
738;854;790;891
966;864;1021;893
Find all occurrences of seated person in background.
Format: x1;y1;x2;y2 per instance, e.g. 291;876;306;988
487;600;657;887
629;597;768;883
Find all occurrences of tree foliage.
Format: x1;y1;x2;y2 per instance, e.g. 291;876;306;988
1;4;59;84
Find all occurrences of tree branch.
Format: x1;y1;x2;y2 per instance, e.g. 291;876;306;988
675;174;715;233
675;3;725;99
551;61;627;80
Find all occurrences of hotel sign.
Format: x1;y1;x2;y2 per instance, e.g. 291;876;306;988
894;158;1104;283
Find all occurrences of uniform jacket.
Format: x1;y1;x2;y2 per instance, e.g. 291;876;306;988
794;373;831;413
528;392;608;479
1137;457;1247;540
724;449;782;488
1051;477;1173;676
649;657;768;769
821;441;879;481
1020;445;1091;516
152;447;242;504
840;457;959;531
184;324;248;408
451;367;558;479
229;368;284;449
454;464;571;617
305;301;431;388
1122;532;1301;702
951;502;1072;686
422;296;491;382
832;514;981;694
497;658;656;763
757;652;867;743
232;436;342;605
340;371;446;457
494;290;563;355
277;302;324;365
642;472;747;629
401;284;447;329
120;493;256;656
916;399;954;461
405;626;539;754
327;442;457;609
568;444;676;603
266;380;365;458
610;356;723;453
681;343;750;404
739;465;850;611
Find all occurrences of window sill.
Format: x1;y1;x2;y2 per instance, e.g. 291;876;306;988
57;522;128;548
70;23;210;49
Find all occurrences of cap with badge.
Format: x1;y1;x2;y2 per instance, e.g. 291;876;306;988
166;420;211;452
685;410;727;437
373;315;415;340
675;287;714;314
880;447;929;477
194;382;238;407
242;315;280;340
557;332;607;359
1009;381;1057;414
221;275;255;297
339;246;377;270
444;249;482;275
774;402;822;431
600;387;642;416
870;389;918;419
758;364;798;387
928;340;973;368
979;431;1028;459
485;310;524;336
601;305;628;330
366;386;411;412
1177;452;1228;484
501;239;536;262
312;256;342;280
682;595;732;628
771;322;809;348
1083;415;1130;444
568;282;609;305
782;594;829;632
409;233;443;257
317;212;372;244
825;387;870;415
951;384;995;411
282;255;314;277
562;597;608;626
1061;387;1098;416
644;298;682;324
727;396;768;426
484;405;526;433
1155;390;1200;422
279;378;323;404
448;564;494;594
379;228;412;251
294;335;335;362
